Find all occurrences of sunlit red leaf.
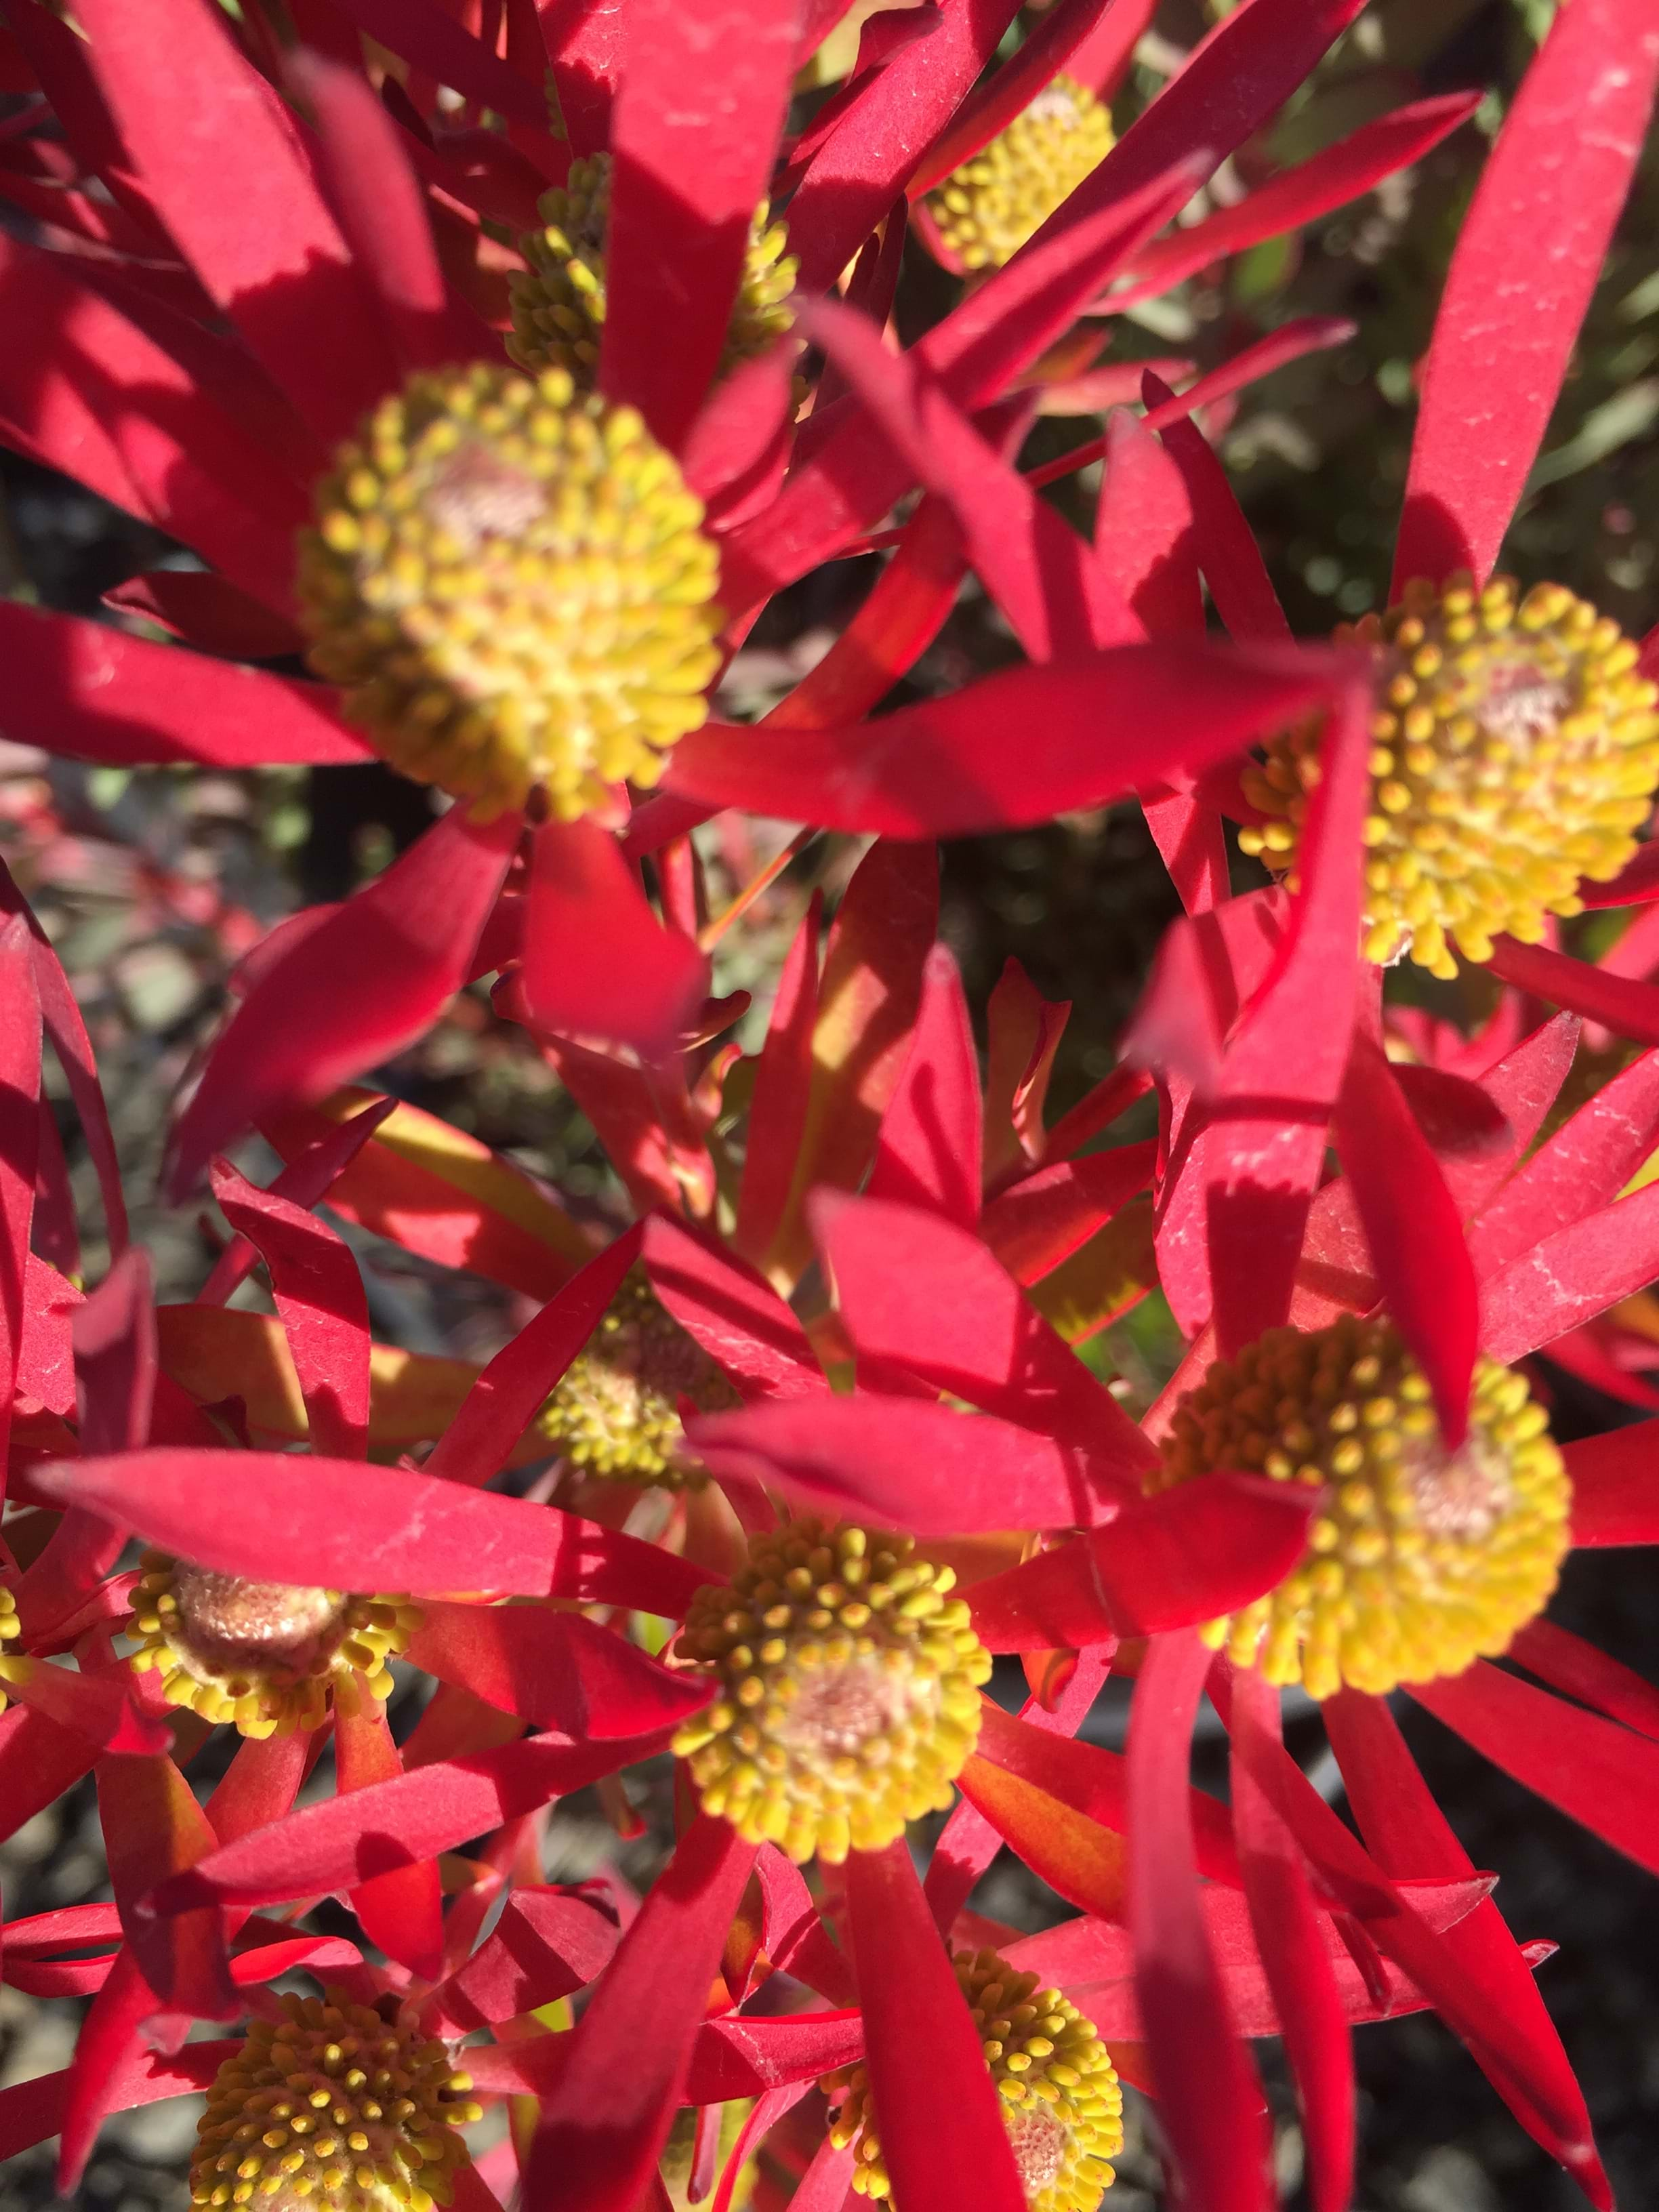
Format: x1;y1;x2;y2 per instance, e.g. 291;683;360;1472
0;913;41;1485
1563;1423;1659;1546
406;1601;712;1737
423;1887;621;2036
735;897;821;1267
1471;1044;1659;1279
644;1214;827;1401
333;1679;445;1981
865;945;983;1226
980;1145;1156;1284
1481;1179;1659;1365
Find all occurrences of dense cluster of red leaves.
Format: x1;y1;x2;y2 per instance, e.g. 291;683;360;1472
3;0;1659;2208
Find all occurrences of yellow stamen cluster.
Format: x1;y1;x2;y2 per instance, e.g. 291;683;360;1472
509;152;798;388
127;1555;417;1739
1149;1315;1572;1702
538;1269;738;1488
825;1948;1122;2209
296;363;721;821
0;1580;18;1716
671;1519;991;1863
1239;575;1659;979
926;78;1114;271
190;1990;481;2212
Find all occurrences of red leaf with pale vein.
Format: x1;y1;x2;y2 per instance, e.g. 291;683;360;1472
1511;1620;1659;1744
1481;1180;1659;1364
667;645;1340;837
262;1090;588;1304
1324;1689;1610;2203
909;0;1120;195
291;52;486;373
1564;1424;1659;1547
802;299;1134;659
1115;95;1479;309
210;1160;370;1459
0;913;41;1486
973;1697;1241;1884
1128;1634;1272;2212
643;1214;827;1401
0;233;309;613
787;0;1020;293
1411;1663;1659;1877
1395;0;1659;589
1229;1671;1353;2212
845;1841;1029;2212
333;1685;445;1981
145;1726;682;1925
168;807;518;1196
981;1144;1156;1284
406;1600;711;1736
424;1887;620;2034
755;840;937;1289
735;897;821;1266
34;1447;710;1614
527;1816;756;2212
0;604;369;769
425;1220;646;1484
600;0;798;451
73;0;394;442
1333;1037;1477;1444
1471;1045;1659;1282
865;945;982;1226
1488;935;1659;1044
690;1394;1113;1535
816;1192;1153;1476
966;1476;1315;1647
518;819;708;1057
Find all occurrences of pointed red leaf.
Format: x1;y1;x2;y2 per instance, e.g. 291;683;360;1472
424;1886;621;2035
209;1159;370;1458
1151;384;1290;642
735;896;821;1266
424;1221;647;1483
643;1214;827;1401
1488;935;1659;1045
321;0;552;134
33;1447;710;1614
1510;1619;1659;1744
73;0;396;441
844;1840;1028;2212
600;0;798;451
0;2038;232;2163
169;807;517;1195
865;944;982;1227
518;817;708;1057
668;644;1340;837
407;1600;711;1737
816;1192;1153;1478
1395;0;1659;589
984;959;1071;1188
333;1680;445;1980
966;1476;1315;1649
526;1815;756;2212
1410;1662;1659;1878
1481;1180;1659;1364
1129;1633;1272;2211
1332;1035;1478;1443
0;912;41;1486
1471;1044;1659;1280
1564;1424;1659;1547
980;1145;1155;1284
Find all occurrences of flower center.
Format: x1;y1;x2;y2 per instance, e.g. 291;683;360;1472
190;1989;481;2212
1238;575;1659;979
295;363;722;823
671;1519;992;1864
509;152;798;390
926;75;1115;271
1149;1315;1572;1701
825;1947;1123;2210
538;1269;739;1488
129;1555;416;1739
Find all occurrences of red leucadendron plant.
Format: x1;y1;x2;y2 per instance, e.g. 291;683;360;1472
2;1;1659;2211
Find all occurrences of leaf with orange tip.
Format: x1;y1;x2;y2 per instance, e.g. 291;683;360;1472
980;1145;1155;1285
424;1221;646;1486
333;1675;445;1982
1324;1689;1612;2205
865;945;982;1227
169;807;520;1197
264;1088;592;1300
956;1748;1129;1925
844;1840;1029;2212
644;1214;827;1401
526;1814;757;2212
209;1159;370;1459
1129;1634;1273;2212
758;839;937;1288
1027;1198;1159;1345
406;1600;711;1738
1395;0;1659;590
33;1446;711;1616
966;1477;1315;1650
